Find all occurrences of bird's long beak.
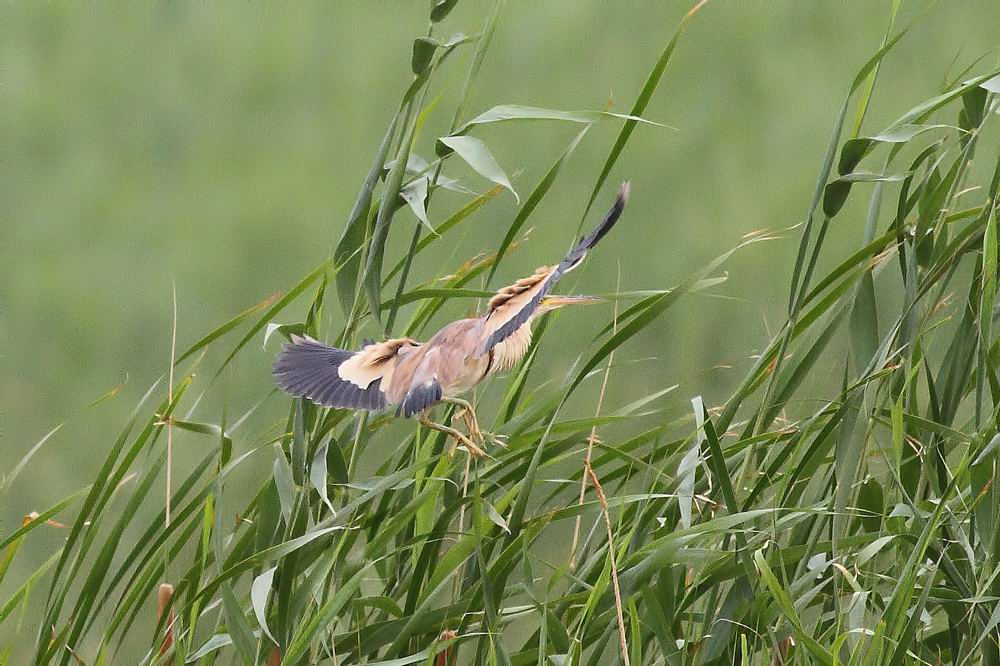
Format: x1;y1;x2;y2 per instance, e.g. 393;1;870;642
539;295;603;311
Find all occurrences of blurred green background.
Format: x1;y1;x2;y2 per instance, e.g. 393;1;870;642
2;0;997;561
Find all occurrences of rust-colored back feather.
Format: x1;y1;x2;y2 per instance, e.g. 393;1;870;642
486;266;553;312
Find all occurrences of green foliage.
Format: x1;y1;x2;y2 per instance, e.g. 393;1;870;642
3;1;1000;664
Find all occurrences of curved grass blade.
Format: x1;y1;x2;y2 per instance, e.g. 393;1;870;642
336;113;400;316
366;101;420;327
383;186;503;284
486;124;591;285
579;0;709;222
215;258;338;380
174;292;280;365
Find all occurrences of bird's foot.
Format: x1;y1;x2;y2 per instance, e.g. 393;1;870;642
421;415;487;459
486;432;508;448
452;406;483;442
453;432;487;459
450;407;507;450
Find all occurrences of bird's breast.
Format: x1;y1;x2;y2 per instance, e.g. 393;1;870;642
441;352;491;398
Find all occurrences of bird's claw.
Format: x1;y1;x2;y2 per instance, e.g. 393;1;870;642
452;432;487;459
452;406;488;447
421;414;488;460
451;409;468;427
486;432;508;448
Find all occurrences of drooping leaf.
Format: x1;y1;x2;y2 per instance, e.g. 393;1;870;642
310;437;337;516
438;135;519;203
399;176;434;233
458;104;596;131
411;37;437;75
251;566;278;645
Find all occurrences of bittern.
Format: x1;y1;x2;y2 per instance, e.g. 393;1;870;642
273;182;630;457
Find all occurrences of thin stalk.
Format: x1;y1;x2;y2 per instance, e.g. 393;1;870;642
385;1;503;333
587;467;630;666
570;269;620;568
166;280;177;528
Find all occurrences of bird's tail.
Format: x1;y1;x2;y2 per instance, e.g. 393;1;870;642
558;181;630;275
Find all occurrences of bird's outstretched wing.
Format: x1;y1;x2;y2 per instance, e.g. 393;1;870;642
478;181;630;355
273;335;419;410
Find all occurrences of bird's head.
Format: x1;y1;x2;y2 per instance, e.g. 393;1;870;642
537;294;603;314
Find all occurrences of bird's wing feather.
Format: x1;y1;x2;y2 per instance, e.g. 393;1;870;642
488;321;533;374
478;266;556;357
398;378;443;418
273;335;418;411
478;181;629;355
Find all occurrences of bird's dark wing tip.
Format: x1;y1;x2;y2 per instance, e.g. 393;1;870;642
400;380;443;418
272;337;387;411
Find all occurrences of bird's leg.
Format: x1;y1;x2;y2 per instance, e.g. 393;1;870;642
419;412;486;458
442;397;482;444
443;398;507;448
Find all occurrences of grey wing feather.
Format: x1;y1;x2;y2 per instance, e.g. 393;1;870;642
273;337;387;411
398;380;443;418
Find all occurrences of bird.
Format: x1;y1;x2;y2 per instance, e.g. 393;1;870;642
273;182;630;457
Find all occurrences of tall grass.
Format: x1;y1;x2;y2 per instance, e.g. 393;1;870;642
3;1;1000;664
